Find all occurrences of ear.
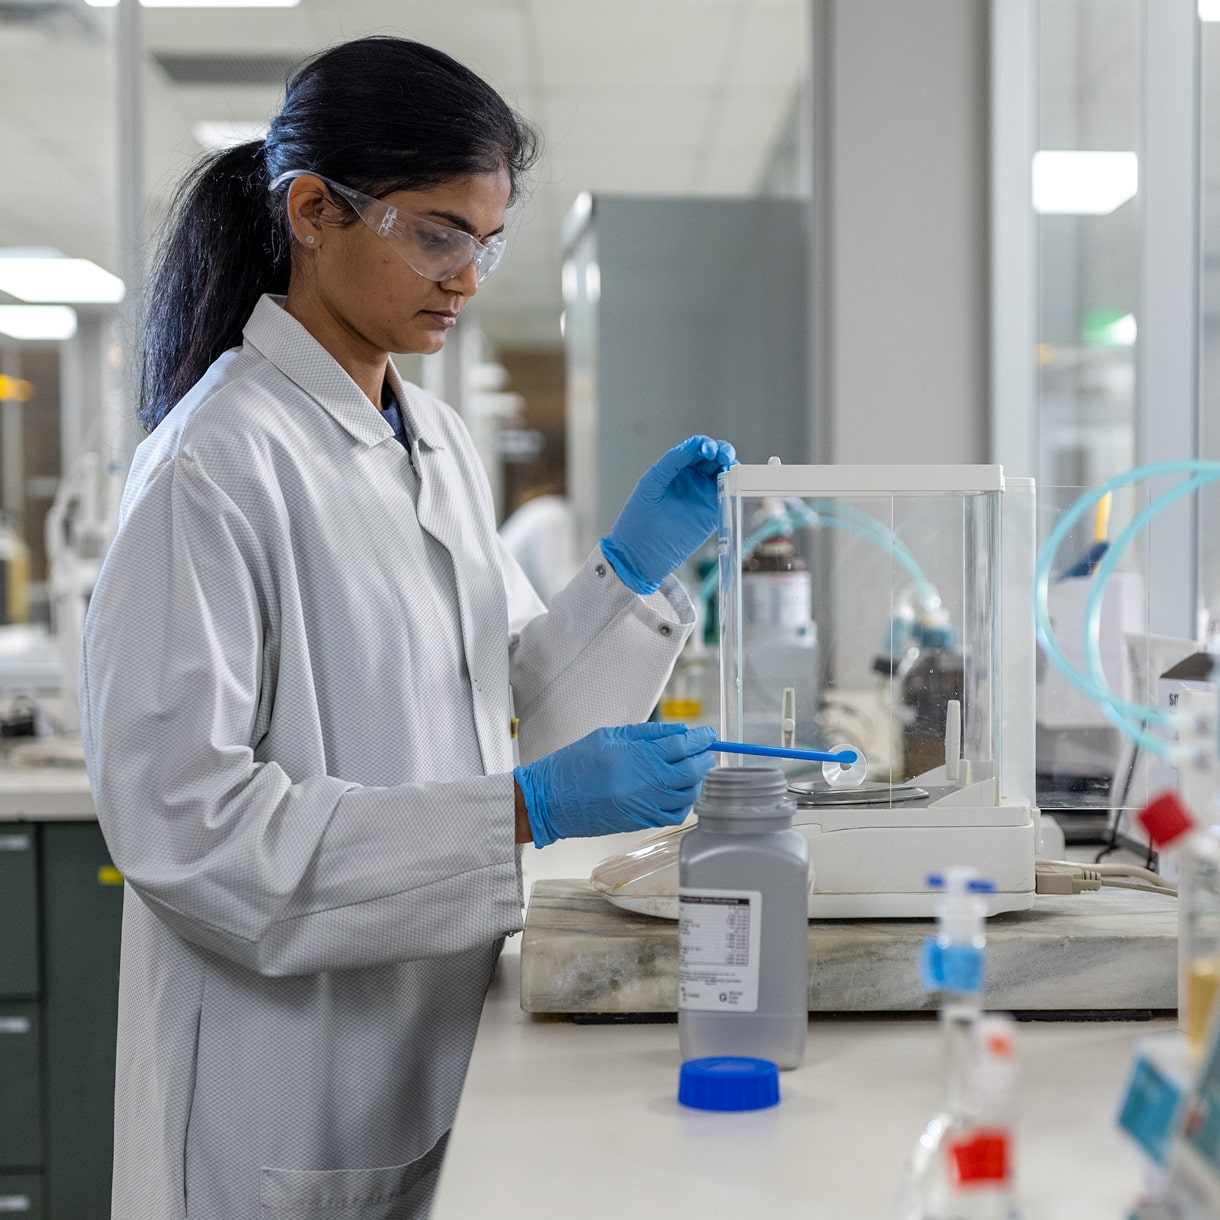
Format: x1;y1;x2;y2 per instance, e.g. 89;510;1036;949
284;175;332;247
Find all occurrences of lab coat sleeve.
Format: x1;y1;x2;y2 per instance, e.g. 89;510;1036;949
80;456;522;978
506;543;697;764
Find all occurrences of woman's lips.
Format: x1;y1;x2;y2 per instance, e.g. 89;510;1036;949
422;310;458;328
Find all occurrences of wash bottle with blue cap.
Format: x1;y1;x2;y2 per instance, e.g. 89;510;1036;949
899;867;1022;1220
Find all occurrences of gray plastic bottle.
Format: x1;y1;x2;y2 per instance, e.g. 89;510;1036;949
678;766;810;1069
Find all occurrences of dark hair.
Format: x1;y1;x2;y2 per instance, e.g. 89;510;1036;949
139;36;540;431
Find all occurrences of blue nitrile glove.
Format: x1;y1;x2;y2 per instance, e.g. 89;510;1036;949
514;723;717;848
601;435;737;595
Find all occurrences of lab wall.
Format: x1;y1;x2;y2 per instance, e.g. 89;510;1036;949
823;0;990;467
564;195;810;552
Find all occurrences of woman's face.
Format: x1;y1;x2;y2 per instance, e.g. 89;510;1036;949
286;168;512;364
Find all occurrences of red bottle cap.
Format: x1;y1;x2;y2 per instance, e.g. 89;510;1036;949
1136;791;1197;848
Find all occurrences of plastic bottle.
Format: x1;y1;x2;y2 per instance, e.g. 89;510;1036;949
1138;792;1220;1056
901;611;964;780
937;1015;1022;1220
901;869;1022;1220
677;765;809;1069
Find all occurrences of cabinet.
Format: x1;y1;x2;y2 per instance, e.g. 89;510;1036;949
562;195;812;553
0;821;122;1219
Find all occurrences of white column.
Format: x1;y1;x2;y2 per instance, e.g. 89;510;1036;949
989;0;1039;481
1138;0;1201;640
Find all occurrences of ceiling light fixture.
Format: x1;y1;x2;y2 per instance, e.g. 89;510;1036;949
0;253;125;304
1032;150;1138;215
192;120;269;151
0;307;78;342
86;0;300;8
1201;0;1220;21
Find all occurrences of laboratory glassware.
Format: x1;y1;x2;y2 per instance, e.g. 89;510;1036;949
901;870;1022;1220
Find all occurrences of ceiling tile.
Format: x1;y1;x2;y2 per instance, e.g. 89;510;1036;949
0;0;807;347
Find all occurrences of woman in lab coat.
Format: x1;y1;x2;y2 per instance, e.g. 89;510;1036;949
79;35;733;1220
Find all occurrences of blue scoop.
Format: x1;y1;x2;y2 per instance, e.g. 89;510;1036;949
709;740;858;765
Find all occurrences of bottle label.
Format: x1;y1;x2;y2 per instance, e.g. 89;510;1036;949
946;1129;1011;1185
678;888;762;1013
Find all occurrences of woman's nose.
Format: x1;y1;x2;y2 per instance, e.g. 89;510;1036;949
441;259;480;296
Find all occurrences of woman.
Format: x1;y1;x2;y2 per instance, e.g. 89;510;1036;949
79;34;734;1220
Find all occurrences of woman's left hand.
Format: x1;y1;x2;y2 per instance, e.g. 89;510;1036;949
600;434;737;594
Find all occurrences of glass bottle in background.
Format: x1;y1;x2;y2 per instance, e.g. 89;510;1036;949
900;611;964;780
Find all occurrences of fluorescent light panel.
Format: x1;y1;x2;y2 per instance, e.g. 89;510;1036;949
192;121;269;152
0;256;125;304
0;307;77;342
1032;150;1138;215
1098;313;1137;347
86;0;299;7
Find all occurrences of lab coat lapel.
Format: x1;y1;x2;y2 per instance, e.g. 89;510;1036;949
406;436;512;776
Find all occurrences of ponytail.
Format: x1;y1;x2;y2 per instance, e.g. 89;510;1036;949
139;140;288;431
139;36;539;432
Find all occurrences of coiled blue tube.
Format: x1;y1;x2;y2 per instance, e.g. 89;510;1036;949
701;498;939;612
1034;460;1220;760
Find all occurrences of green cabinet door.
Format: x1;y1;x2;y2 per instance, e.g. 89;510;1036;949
40;823;122;1220
0;830;38;997
0;1173;43;1218
0;1003;40;1169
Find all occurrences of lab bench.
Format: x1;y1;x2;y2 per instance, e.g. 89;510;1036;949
430;838;1172;1219
0;769;118;1220
431;941;1158;1220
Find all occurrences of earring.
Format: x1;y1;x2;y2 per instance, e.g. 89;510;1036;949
305;235;315;245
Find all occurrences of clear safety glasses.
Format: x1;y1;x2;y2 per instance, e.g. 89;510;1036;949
270;170;506;284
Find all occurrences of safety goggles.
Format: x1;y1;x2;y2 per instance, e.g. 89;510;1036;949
270;170;506;284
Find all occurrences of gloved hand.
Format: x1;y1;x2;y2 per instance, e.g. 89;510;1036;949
601;435;737;594
514;723;717;848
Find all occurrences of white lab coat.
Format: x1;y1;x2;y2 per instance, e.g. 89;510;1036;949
79;295;693;1220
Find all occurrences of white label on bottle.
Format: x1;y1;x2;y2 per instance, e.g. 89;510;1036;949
678;887;762;1013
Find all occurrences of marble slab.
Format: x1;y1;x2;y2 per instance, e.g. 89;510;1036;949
519;878;1177;1016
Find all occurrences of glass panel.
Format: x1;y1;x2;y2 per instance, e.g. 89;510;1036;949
1036;0;1142;499
1035;0;1145;839
719;467;1004;812
1034;484;1158;846
1201;14;1220;624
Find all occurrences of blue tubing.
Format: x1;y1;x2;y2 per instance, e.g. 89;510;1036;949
1082;474;1212;751
701;502;938;611
1034;460;1220;759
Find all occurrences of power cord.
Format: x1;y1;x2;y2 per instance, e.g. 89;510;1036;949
1035;858;1177;897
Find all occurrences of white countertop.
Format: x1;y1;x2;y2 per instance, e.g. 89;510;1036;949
0;752;95;820
432;836;1163;1219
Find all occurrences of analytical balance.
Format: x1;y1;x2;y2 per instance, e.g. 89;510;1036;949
592;462;1040;918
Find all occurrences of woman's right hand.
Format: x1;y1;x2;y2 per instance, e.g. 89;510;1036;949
513;723;716;848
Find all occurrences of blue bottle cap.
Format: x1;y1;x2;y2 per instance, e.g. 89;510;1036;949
678;1057;781;1112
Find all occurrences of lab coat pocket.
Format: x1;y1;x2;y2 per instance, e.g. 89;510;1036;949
259;1130;448;1219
